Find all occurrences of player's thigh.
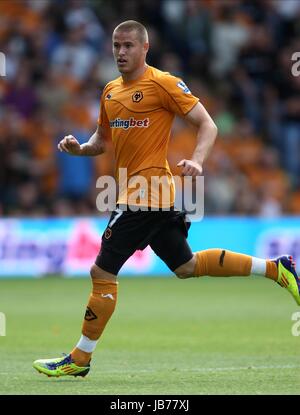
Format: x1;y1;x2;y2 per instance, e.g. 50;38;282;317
96;208;161;275
95;247;131;276
95;208;137;275
149;215;193;272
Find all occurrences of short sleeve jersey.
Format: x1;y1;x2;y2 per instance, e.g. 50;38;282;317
98;65;199;208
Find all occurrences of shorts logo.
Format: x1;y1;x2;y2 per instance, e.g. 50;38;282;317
84;306;97;321
104;228;112;239
109;117;149;129
177;80;191;94
132;91;143;102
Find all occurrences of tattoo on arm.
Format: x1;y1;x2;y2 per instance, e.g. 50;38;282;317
80;127;106;156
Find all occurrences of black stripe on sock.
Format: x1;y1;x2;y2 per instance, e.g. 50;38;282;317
219;250;226;267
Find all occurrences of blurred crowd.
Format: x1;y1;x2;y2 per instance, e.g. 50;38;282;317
0;0;300;217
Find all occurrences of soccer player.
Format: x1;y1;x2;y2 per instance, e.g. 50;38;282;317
33;20;300;378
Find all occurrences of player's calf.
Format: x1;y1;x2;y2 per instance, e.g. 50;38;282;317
70;265;118;366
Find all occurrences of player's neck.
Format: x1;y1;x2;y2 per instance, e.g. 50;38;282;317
122;63;148;83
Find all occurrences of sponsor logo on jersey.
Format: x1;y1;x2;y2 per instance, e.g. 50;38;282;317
132;91;143;102
177;80;191;94
110;117;149;130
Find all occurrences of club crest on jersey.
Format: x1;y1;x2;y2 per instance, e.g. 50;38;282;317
110;117;149;129
177;81;191;94
132;91;143;102
106;93;112;100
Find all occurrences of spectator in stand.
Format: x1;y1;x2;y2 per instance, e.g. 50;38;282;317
51;26;97;82
5;66;38;119
0;0;299;217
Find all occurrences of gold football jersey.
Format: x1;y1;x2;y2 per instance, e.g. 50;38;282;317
98;65;199;208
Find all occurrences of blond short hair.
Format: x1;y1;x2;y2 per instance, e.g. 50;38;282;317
113;20;148;44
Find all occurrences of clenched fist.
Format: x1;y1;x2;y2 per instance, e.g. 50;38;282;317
177;159;203;177
57;135;82;155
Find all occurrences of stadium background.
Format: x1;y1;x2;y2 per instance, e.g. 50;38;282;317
0;0;300;397
0;0;300;277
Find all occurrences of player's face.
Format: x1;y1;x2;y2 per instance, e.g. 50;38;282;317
112;30;148;74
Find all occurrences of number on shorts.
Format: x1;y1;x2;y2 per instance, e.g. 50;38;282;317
108;208;123;228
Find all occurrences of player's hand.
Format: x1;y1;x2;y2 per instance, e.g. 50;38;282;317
57;135;82;155
177;159;203;177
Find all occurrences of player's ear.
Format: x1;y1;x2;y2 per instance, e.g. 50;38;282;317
144;42;149;53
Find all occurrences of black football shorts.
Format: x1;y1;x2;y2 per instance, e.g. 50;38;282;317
95;206;193;275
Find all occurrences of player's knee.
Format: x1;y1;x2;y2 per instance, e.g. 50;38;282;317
90;264;102;279
174;265;193;279
90;264;117;282
174;256;196;279
175;271;192;279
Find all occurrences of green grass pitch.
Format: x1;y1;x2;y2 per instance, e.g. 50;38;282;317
0;276;299;395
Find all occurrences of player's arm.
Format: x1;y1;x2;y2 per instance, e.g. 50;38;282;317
177;102;218;176
57;124;106;156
